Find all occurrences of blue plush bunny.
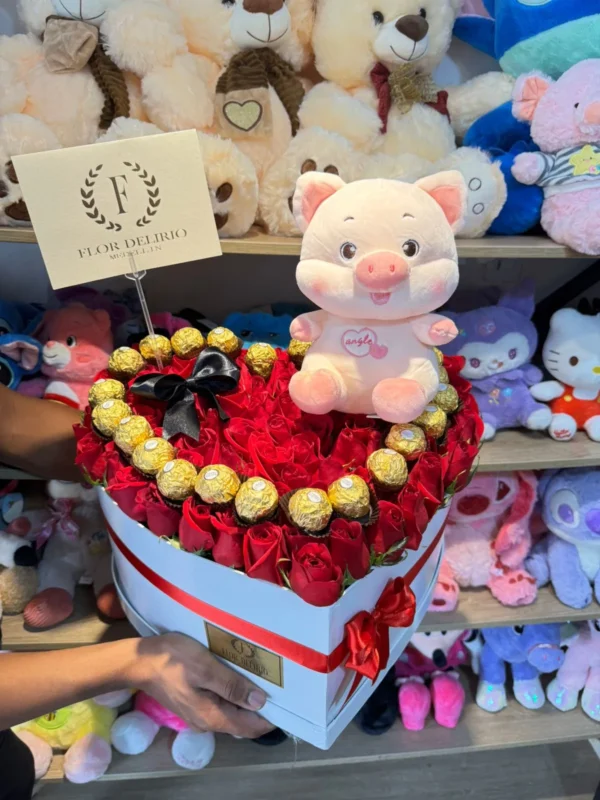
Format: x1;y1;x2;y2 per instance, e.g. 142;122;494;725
0;300;43;389
455;1;600;235
477;624;564;713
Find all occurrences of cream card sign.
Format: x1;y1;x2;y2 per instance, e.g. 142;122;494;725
13;131;222;289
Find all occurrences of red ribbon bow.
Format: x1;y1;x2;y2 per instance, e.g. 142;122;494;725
345;577;416;683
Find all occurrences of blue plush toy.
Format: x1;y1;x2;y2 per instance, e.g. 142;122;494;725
455;1;600;235
0;300;43;389
477;624;564;713
224;311;293;349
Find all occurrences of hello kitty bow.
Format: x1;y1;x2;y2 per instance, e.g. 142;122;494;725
36;499;80;550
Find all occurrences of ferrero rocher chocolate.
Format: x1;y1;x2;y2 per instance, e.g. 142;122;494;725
195;465;241;505
114;415;153;456
367;449;408;490
245;342;277;379
433;347;444;367
327;475;371;520
235;477;279;523
139;334;173;365
288;489;332;533
288;339;311;369
414;404;448;439
438;366;449;385
207;327;241;357
108;346;145;380
132;437;176;476
88;378;125;408
385;424;427;461
91;399;131;438
157;459;198;502
435;383;460;414
171;327;205;360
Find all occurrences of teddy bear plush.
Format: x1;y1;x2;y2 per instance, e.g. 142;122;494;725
298;0;512;238
0;299;43;390
511;60;600;256
546;620;600;722
441;282;551;441
0;482;40;615
530;308;600;443
477;624;564;713
431;472;538;612
288;170;465;422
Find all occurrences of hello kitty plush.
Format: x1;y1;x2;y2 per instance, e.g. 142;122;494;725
289;170;466;423
431;472;538;611
511;60;600;255
40;304;113;409
442;282;551;441
531;308;600;442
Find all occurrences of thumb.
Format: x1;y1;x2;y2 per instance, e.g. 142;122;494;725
200;657;267;712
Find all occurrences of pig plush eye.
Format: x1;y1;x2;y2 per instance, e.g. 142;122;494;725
340;242;357;261
66;336;77;348
402;240;419;258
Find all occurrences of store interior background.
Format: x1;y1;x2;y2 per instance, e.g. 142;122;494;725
0;0;594;319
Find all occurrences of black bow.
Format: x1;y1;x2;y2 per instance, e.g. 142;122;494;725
130;347;240;442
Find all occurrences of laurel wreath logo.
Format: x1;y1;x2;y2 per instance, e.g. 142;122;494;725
80;161;161;231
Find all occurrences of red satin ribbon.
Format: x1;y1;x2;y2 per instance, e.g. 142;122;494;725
108;517;446;676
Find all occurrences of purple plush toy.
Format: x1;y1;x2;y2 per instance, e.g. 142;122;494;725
443;282;551;441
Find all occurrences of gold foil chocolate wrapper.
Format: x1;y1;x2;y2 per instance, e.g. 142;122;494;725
414;404;448;439
327;475;371;520
438;366;449;385
171;327;205;360
207;327;241;358
195;465;241;505
88;378;125;408
288;339;311;369
114;415;153;456
288;488;332;533
140;334;173;365
367;449;408;490
435;383;460;414
91;399;131;439
433;347;444;367
108;347;145;380
132;437;176;476
385;424;427;461
235;477;279;523
157;459;198;502
245;342;277;379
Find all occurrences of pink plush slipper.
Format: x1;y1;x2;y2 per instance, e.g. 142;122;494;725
372;378;429;424
289;369;346;415
24;588;74;629
431;673;466;729
398;679;431;731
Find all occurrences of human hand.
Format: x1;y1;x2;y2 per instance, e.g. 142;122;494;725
129;633;275;739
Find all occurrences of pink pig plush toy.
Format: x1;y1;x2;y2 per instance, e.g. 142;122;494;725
289;172;467;423
511;60;600;256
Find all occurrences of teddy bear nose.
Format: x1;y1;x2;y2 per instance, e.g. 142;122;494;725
243;0;284;14
355;252;408;291
584;102;600;126
585;508;600;534
395;15;429;42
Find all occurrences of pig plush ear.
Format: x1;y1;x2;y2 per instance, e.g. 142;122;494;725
415;171;466;232
293;172;346;233
512;71;553;122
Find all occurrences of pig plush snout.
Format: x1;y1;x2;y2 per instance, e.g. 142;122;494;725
355;251;409;292
584;101;600;127
528;643;565;673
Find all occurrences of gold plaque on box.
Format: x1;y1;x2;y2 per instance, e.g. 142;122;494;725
205;623;283;688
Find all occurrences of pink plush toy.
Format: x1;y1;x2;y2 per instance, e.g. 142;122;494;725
395;630;479;731
41;304;113;409
512;60;600;255
547;620;600;721
431;472;538;611
289;171;466;423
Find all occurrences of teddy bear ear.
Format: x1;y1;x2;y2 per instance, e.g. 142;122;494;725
292;172;346;233
415;171;467;232
512;71;553;122
92;309;111;333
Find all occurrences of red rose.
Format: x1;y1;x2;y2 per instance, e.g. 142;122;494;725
124;396;164;429
105;443;125;484
108;466;149;520
266;414;293;444
267;390;303;426
447;397;484;448
75;427;107;483
330;426;382;471
298;412;335;447
266;353;296;394
366;501;406;558
136;484;181;538
316;457;346;487
284;525;316;555
223;418;260;459
291;432;321;472
408;452;446;519
330;519;370;580
444;441;479;492
399;484;429;550
443;355;471;400
290;543;343;607
212;509;245;569
243;522;288;586
179;498;215;552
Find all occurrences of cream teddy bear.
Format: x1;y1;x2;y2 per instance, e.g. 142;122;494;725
299;0;512;237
